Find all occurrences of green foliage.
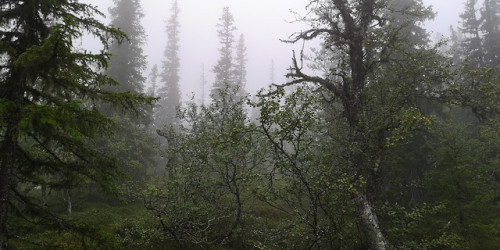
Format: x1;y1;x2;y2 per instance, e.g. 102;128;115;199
3;1;500;249
9;200;162;249
425;123;500;248
254;84;363;249
0;0;155;247
97;115;157;183
144;85;267;247
274;0;500;248
378;121;500;249
445;65;500;121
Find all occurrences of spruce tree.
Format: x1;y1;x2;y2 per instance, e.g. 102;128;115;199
211;7;237;100
234;34;247;97
107;0;147;94
157;0;181;126
0;1;153;247
147;64;159;97
101;0;155;182
459;0;484;66
480;0;500;67
449;26;465;64
386;0;434;48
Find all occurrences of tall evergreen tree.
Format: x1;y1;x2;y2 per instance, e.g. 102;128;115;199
106;0;147;94
459;0;484;66
211;7;236;100
101;0;155;181
448;0;500;121
0;1;153;247
480;0;500;67
386;0;434;48
147;64;159;97
157;0;181;126
234;33;247;97
449;26;465;64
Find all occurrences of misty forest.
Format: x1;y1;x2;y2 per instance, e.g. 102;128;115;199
1;0;500;249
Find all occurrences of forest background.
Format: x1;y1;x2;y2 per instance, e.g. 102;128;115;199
1;0;499;249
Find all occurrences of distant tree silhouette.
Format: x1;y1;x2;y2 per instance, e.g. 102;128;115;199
157;0;181;126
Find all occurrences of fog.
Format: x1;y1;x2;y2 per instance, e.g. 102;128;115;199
86;0;467;101
142;0;311;100
5;1;499;247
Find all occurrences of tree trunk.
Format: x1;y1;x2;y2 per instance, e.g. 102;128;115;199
348;130;387;250
355;192;387;250
0;162;11;250
0;127;17;249
63;189;72;217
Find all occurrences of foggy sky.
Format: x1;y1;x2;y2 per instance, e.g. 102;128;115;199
141;0;311;102
85;0;466;103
